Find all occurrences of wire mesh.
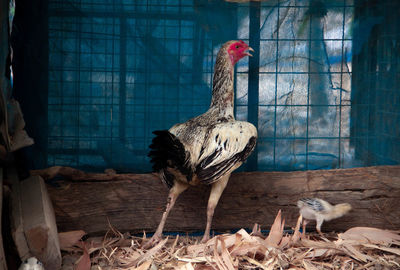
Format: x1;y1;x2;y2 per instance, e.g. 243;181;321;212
46;0;398;173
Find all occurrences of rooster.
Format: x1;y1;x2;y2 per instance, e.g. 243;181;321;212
146;40;257;247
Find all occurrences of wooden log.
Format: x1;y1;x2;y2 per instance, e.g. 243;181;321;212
19;176;61;270
39;165;400;235
32;166;137;182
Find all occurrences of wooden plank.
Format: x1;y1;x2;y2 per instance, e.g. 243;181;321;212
20;176;61;270
8;167;31;261
0;168;8;270
40;165;400;235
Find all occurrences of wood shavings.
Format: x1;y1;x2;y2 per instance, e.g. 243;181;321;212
74;242;91;270
61;212;400;270
339;227;400;245
58;230;86;251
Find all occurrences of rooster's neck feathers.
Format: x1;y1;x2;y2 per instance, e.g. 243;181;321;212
210;45;235;118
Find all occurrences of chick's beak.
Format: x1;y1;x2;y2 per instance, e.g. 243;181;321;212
245;47;254;57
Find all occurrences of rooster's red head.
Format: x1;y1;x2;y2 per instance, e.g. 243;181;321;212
226;40;254;65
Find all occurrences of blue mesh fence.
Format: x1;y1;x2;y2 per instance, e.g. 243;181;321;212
41;0;400;172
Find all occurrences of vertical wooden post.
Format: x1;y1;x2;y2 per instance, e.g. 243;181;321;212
247;1;260;170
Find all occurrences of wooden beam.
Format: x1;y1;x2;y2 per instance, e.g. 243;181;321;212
36;165;400;235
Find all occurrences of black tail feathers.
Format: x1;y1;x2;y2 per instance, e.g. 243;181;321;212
148;130;192;182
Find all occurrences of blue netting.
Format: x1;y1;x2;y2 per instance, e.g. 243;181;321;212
41;0;400;172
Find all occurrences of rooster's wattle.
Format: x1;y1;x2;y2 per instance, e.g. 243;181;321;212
147;40;257;246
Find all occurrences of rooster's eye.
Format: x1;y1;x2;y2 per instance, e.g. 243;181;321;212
235;45;239;49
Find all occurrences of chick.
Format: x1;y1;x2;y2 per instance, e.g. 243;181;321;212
18;257;44;270
297;198;352;234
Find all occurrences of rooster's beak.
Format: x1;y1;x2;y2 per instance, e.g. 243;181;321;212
245;47;254;57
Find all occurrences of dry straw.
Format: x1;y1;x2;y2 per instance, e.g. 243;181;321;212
60;211;400;270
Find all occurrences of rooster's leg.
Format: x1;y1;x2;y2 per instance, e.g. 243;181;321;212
201;174;230;243
143;181;189;248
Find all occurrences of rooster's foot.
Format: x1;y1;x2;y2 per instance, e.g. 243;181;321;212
200;234;210;243
142;233;162;249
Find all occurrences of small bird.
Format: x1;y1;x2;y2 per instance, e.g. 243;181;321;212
18;257;44;270
297;198;352;234
146;40;257;247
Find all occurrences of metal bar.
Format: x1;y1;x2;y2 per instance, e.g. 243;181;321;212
143;0;150;147
260;4;354;8
259;38;353;41
119;17;127;141
48;135;361;140
49;102;352;108
176;1;182;121
257;104;351;107
75;0;82;166
305;4;312;170
273;2;280;170
48;10;196;21
257;136;352;141
49;67;353;75
47;148;148;155
251;71;353;74
338;5;346;167
247;1;261;171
